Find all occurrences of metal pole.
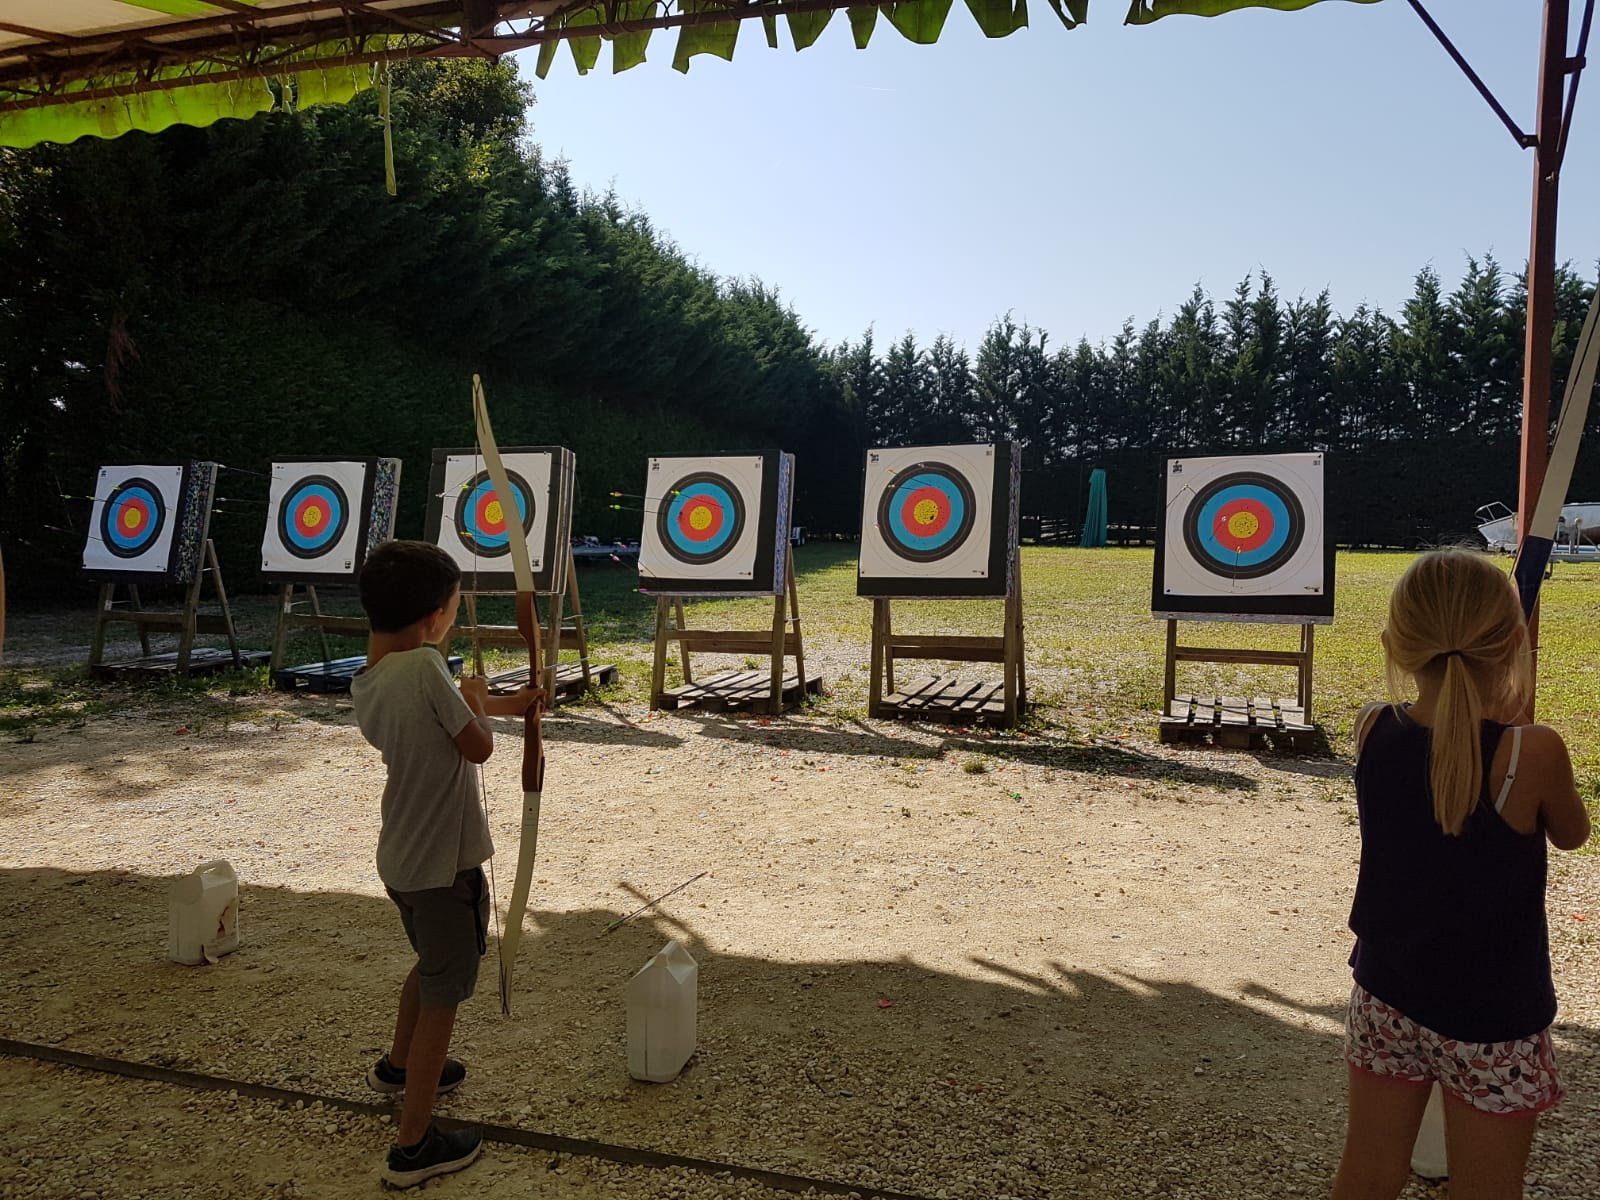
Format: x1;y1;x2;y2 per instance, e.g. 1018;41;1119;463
1520;0;1572;681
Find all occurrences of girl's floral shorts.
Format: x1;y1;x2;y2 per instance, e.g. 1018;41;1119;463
1344;984;1564;1115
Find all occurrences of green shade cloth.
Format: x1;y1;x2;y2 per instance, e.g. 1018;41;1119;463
1080;468;1109;548
0;0;1375;147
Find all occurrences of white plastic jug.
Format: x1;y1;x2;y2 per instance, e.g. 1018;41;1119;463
626;940;698;1083
168;860;239;965
1410;1082;1448;1179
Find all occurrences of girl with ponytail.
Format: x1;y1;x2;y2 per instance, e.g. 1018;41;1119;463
1332;548;1590;1200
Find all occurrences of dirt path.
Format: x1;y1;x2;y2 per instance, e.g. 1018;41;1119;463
2;692;1596;1198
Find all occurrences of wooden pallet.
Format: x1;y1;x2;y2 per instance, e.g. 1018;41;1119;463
1158;693;1322;749
876;674;1011;725
654;669;822;714
91;647;270;681
272;654;464;695
485;660;620;705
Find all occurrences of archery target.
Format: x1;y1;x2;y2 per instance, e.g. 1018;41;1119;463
83;465;184;576
859;444;1003;592
434;451;554;579
639;455;767;588
1155;452;1329;620
454;467;536;559
262;460;371;578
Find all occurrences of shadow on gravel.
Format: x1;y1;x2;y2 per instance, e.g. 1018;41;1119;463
15;864;1579;1200
672;713;1261;792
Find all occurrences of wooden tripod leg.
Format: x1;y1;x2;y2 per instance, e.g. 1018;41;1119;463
869;598;886;719
787;546;807;704
650;595;670;709
205;539;243;666
89;583;115;670
127;585;151;655
674;597;693;684
544;585;565;698
175;547;207;675
269;584;293;673
565;547;593;689
463;593;485;678
768;591;786;716
1164;619;1178;716
307;585;331;662
1300;624;1315;721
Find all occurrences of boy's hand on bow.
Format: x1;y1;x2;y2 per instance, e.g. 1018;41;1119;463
459;675;490;713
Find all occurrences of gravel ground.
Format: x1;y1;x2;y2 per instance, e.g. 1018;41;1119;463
1;639;1596;1198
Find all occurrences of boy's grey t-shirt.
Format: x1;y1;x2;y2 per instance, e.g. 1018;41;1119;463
351;648;493;892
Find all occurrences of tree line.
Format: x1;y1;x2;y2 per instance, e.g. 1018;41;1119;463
1;57;1594;601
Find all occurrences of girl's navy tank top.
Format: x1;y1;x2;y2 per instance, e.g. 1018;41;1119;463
1348;705;1554;1043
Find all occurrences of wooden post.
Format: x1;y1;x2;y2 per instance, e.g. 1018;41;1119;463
869;597;887;719
564;546;594;690
1300;623;1315;716
1164;619;1178;714
88;583;115;670
650;595;670;708
787;547;807;706
205;539;243;666
767;589;786;717
542;584;565;697
673;597;692;684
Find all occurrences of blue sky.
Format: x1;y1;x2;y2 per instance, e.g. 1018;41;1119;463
516;2;1598;352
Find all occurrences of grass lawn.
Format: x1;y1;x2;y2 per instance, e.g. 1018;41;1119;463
7;544;1600;821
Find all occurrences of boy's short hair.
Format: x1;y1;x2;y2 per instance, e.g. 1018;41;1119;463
358;541;461;633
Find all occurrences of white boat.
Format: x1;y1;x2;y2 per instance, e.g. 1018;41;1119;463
1476;500;1600;557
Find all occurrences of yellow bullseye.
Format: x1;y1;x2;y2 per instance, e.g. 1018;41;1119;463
689;505;715;532
485;499;503;526
1226;511;1259;540
122;509;141;531
303;504;323;527
913;498;941;527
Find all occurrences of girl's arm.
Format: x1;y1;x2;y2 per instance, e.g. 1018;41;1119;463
1519;726;1591;850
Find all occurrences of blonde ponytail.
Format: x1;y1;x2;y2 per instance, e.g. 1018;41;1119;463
1428;654;1484;834
1382;549;1532;835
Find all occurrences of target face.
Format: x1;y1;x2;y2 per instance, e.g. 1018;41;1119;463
877;463;976;563
1155;453;1330;622
1184;472;1304;580
262;460;373;580
101;477;167;558
82;464;185;577
428;450;568;591
657;472;745;565
859;444;1014;597
277;475;350;560
453;468;536;558
638;454;786;593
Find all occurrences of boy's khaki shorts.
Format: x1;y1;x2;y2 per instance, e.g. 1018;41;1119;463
386;867;489;1006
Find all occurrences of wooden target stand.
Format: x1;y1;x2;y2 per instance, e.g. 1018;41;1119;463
450;545;618;704
1158;619;1319;749
650;543;819;715
89;539;265;679
868;583;1027;727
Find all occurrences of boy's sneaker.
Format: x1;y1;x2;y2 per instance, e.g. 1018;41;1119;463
381;1124;482;1189
367;1054;467;1096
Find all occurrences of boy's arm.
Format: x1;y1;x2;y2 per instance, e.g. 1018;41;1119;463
482;686;545;718
452;675;494;764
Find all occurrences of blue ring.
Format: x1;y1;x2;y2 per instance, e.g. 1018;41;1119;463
463;477;528;550
106;486;162;551
1195;484;1291;568
885;473;966;552
284;483;346;551
665;481;737;557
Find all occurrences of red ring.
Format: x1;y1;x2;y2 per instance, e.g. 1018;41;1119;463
676;497;725;543
1212;498;1274;553
117;497;151;536
898;485;952;537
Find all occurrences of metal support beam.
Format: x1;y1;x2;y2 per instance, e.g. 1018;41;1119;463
1520;0;1573;679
